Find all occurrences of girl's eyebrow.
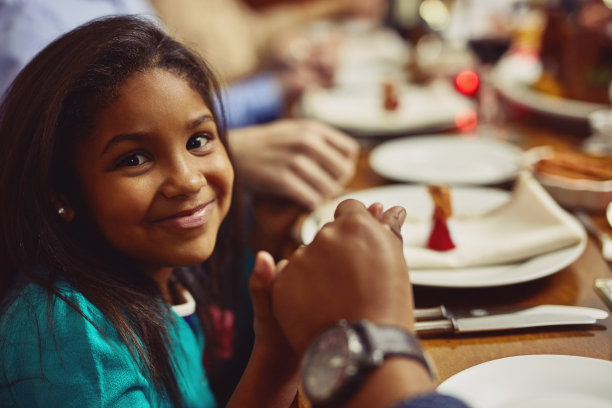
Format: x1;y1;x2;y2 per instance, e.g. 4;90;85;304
101;133;147;157
100;114;215;157
188;114;214;129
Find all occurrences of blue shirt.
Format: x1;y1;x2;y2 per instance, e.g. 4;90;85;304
393;394;470;408
0;0;284;128
0;278;216;407
221;73;284;128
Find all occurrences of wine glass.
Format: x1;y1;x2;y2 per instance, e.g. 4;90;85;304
462;0;522;140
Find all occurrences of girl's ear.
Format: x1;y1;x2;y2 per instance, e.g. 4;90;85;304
52;194;75;222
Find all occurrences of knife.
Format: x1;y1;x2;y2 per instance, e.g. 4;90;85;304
414;305;608;334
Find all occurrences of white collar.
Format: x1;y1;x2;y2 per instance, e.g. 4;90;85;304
171;287;196;317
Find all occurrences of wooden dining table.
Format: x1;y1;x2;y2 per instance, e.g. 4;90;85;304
249;104;612;389
349;116;612;383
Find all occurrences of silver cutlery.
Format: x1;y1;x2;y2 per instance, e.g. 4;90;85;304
575;210;612;262
414;304;608;334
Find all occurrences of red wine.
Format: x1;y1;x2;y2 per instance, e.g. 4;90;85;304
468;37;511;64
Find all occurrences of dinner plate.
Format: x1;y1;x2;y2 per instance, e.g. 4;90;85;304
437;355;612;408
311;21;410;87
336;23;410;75
300;184;586;288
299;80;474;136
494;55;609;121
369;135;522;185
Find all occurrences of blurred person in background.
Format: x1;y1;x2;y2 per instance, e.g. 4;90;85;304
151;0;389;82
0;0;359;212
537;0;612;104
151;0;389;127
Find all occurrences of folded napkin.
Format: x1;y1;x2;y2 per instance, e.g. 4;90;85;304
402;172;585;269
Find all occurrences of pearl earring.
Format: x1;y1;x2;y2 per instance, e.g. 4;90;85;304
57;207;66;216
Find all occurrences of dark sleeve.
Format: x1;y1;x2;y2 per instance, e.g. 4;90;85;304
392;393;471;408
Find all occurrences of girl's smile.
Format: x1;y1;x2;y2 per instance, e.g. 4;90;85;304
153;200;216;230
72;68;234;275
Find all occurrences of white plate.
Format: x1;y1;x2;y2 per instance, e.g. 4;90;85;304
310;21;410;87
369;135;522;185
494;55;609;121
438;355;612;408
300;80;474;136
301;184;586;288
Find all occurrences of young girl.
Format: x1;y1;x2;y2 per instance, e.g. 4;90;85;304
0;16;298;407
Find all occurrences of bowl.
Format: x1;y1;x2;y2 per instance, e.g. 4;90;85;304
525;147;612;212
534;172;612;212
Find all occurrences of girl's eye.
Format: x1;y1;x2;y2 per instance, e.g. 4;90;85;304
186;134;212;151
116;153;148;168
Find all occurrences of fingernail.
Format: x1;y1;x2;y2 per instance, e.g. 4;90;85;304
396;208;407;224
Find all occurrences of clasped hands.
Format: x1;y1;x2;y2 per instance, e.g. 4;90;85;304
249;198;414;360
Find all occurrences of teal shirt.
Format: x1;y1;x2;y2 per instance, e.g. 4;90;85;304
0;279;217;408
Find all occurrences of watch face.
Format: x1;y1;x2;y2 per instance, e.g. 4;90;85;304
302;325;363;402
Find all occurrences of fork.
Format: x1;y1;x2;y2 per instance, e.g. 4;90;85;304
575;211;612;262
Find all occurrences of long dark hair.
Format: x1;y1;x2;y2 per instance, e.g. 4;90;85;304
0;16;244;406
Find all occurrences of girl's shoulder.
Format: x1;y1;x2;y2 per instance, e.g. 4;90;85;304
0;277;129;364
1;277;112;339
0;278;153;406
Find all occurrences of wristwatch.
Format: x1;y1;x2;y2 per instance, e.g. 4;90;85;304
300;319;435;408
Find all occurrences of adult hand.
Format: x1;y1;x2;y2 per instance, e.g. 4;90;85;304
228;119;359;210
272;28;343;99
271;199;412;354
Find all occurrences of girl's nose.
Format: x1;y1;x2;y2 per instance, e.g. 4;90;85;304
160;156;206;198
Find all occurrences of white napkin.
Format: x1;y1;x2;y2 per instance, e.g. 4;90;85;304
402;172;585;269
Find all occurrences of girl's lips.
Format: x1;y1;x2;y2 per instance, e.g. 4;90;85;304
155;202;214;229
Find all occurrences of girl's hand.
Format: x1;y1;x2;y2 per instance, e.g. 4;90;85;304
249;251;297;359
365;201;406;241
229;251;299;407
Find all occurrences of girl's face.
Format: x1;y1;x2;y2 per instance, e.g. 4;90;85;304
73;68;233;274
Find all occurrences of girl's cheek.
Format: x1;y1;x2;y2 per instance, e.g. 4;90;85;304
213;153;234;188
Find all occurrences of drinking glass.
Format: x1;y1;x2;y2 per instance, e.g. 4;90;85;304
462;0;522;139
